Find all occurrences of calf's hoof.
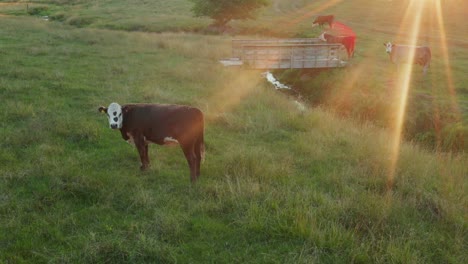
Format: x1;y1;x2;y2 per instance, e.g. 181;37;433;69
140;164;149;171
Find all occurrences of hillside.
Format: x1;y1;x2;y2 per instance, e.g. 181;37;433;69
2;0;466;150
0;1;467;263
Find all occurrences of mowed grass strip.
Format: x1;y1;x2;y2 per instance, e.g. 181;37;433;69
0;12;467;264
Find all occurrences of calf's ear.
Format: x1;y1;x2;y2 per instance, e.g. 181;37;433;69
98;106;107;114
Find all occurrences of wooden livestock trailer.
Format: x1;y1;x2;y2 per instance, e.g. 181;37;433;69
220;38;347;69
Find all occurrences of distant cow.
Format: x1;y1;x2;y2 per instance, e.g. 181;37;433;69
312;15;334;28
99;103;205;183
383;42;431;74
319;32;355;58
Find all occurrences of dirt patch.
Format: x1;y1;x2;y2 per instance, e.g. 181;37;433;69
0;2;26;17
0;3;24;7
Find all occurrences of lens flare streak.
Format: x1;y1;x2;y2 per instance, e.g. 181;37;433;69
434;0;461;122
387;0;426;189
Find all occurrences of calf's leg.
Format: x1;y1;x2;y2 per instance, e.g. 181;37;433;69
182;144;197;183
423;64;428;75
134;135;150;170
194;137;203;178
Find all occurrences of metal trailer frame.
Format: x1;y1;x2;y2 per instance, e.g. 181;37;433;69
220;38;347;69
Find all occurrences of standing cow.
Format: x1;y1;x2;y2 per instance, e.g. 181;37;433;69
98;102;205;183
383;42;431;74
312;15;334;28
319;32;355;58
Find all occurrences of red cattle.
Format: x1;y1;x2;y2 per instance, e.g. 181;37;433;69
312;15;334;28
319;32;355;58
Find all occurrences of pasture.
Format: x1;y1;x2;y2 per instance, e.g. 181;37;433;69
0;0;467;263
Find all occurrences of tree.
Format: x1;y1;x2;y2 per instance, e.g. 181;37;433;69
190;0;269;27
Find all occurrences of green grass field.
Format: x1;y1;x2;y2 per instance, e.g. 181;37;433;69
1;0;467;263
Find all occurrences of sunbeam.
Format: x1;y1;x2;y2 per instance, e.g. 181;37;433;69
386;0;426;190
206;69;265;120
433;0;462;146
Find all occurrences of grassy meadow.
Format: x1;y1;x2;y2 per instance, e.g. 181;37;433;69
0;0;467;263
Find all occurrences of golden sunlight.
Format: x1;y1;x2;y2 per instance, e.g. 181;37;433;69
386;0;425;189
385;0;462;188
207;69;264;119
433;0;462;135
209;0;463;187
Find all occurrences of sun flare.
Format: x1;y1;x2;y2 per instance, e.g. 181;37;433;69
385;0;424;189
209;0;463;186
385;0;462;188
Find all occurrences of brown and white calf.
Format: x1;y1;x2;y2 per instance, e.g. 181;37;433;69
383;42;431;74
99;103;205;183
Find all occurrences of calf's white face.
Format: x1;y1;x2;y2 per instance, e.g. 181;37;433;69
101;102;123;129
318;32;326;42
384;42;393;53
